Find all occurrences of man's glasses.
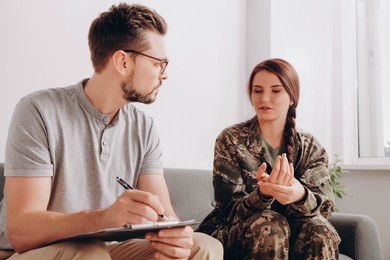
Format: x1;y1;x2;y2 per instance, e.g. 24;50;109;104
123;50;169;75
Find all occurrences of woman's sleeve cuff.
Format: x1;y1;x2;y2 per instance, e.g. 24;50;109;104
247;188;274;209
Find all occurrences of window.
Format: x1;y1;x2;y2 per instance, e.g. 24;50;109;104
356;0;390;158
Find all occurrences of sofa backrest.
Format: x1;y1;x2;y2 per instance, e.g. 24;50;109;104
163;168;214;224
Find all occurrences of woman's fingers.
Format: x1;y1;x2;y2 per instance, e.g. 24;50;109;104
288;163;295;186
256;162;268;181
268;155;281;183
260;154;294;187
275;154;288;184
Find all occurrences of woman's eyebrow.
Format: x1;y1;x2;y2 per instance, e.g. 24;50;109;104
253;84;283;88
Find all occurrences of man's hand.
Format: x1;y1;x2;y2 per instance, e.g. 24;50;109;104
145;226;194;259
100;190;167;228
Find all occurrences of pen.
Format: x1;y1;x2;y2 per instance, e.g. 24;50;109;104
116;176;169;221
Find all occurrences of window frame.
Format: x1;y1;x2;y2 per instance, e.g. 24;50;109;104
337;0;390;170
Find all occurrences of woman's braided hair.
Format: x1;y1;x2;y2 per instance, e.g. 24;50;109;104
248;58;300;163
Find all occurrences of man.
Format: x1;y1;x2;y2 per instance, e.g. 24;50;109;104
0;3;223;259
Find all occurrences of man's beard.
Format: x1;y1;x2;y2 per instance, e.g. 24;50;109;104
122;73;161;104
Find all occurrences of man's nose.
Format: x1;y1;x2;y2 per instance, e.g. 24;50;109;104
159;71;168;81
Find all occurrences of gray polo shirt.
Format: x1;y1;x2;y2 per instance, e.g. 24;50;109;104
0;79;163;249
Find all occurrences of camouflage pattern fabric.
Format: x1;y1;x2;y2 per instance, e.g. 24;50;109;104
289;215;340;260
197;116;340;259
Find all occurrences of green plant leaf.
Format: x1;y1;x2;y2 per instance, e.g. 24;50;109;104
329;154;350;202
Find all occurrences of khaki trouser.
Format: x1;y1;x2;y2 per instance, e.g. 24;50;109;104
1;232;223;260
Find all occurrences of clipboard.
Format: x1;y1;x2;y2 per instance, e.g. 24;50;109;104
55;220;199;243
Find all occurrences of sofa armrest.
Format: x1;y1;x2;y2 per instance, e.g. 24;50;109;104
329;212;383;260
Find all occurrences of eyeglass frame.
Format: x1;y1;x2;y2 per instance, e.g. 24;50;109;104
123;50;169;75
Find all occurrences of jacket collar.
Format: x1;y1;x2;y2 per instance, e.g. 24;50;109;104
245;115;302;169
245;116;265;157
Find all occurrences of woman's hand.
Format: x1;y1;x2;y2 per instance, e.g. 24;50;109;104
256;162;268;182
257;154;305;204
259;178;306;205
256;162;272;197
268;154;294;186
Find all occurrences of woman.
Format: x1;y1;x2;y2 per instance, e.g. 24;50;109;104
197;58;340;259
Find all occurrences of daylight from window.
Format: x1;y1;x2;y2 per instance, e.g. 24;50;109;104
357;0;390;158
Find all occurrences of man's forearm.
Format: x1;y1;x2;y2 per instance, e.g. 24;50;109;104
7;209;105;253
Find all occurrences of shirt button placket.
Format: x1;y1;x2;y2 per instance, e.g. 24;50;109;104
101;116;110;158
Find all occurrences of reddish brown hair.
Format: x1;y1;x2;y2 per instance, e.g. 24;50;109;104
248;58;300;163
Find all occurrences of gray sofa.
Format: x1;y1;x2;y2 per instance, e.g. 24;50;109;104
163;168;383;260
0;164;383;259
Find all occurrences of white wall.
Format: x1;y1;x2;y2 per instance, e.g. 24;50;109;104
135;1;246;169
269;1;334;155
1;0;389;258
246;0;335;155
0;0;246;170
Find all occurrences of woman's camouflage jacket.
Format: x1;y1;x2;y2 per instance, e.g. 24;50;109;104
197;116;335;234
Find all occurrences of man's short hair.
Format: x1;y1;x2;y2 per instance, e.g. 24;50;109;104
88;3;167;73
